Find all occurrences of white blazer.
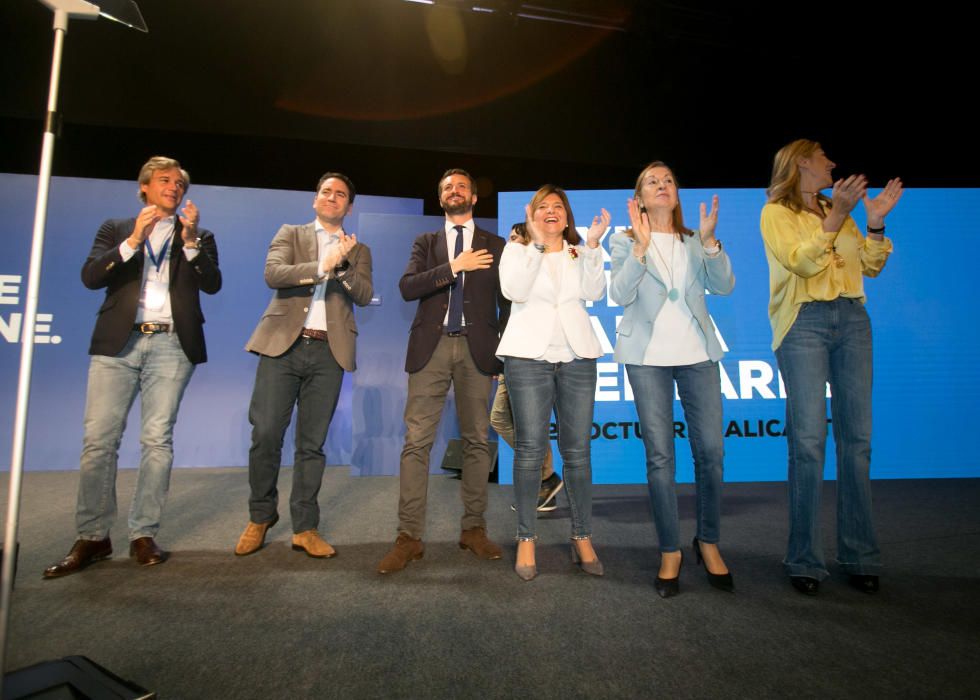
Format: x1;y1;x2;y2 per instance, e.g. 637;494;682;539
496;239;606;359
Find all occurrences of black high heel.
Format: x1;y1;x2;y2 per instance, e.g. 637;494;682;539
654;551;682;598
692;537;734;593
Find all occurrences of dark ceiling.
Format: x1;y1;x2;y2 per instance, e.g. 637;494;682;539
1;0;971;215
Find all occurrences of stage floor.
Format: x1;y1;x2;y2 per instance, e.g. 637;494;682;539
3;468;979;699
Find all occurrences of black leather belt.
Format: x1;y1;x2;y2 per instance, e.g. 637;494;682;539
443;328;468;337
134;323;170;334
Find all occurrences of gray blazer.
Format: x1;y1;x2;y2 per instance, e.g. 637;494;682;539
609;230;734;364
245;222;373;371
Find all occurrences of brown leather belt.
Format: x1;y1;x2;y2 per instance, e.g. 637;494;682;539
134;323;170;334
301;328;329;342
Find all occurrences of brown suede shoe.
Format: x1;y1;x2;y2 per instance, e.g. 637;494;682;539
234;514;279;556
291;530;337;559
458;527;502;560
129;537;167;566
377;533;424;574
42;538;112;579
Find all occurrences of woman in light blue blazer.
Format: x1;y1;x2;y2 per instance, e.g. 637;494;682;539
497;185;610;581
609;162;735;597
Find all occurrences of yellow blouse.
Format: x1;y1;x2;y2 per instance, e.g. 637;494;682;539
760;202;893;350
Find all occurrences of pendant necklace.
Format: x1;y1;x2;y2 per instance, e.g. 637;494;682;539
650;233;680;301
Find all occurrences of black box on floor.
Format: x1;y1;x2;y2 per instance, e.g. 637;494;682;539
440;439;499;483
3;655;153;699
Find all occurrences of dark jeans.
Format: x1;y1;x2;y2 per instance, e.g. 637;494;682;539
248;336;344;533
775;297;880;579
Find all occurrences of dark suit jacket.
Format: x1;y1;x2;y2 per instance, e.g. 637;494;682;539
81;218;222;365
399;225;509;375
245;223;373;372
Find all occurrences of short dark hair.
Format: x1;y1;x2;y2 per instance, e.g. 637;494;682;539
316;172;356;203
438;168;476;196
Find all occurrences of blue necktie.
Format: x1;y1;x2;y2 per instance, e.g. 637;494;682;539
447;225;465;333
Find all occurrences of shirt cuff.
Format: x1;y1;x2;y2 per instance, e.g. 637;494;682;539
118;240;138;261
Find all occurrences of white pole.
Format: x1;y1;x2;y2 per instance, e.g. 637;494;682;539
0;8;71;683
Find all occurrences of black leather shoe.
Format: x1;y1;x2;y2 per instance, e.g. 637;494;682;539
849;574;879;594
654;551;682;598
43;538;112;579
129;537;167;566
790;576;819;596
692;537;734;592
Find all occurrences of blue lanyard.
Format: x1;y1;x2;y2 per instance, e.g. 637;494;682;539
144;235;171;272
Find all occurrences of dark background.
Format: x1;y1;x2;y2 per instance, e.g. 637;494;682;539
1;0;971;215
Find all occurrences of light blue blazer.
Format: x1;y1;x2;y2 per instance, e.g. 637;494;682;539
608;230;735;364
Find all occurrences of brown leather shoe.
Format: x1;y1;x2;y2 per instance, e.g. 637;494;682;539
42;538;112;579
129;537;167;566
291;530;337;558
458;527;502;560
377;533;424;574
234;514;279;556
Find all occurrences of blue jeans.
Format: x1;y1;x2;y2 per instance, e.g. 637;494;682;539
76;331;195;540
626;361;725;553
504;357;596;540
775;297;880;579
248;337;345;533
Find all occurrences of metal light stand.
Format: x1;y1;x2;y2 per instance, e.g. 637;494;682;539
0;2;146;696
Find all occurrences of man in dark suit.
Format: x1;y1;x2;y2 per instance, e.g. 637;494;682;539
43;156;221;578
235;172;373;559
378;169;509;573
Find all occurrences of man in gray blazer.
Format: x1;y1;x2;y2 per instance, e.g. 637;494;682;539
235;172;373;558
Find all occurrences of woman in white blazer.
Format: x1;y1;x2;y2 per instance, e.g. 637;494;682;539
496;185;609;581
609;162;735;598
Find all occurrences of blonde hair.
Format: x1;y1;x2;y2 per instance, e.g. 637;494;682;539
512;185;581;246
767;139;831;213
137;156;190;203
626;161;692;241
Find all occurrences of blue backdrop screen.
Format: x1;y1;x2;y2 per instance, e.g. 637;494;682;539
496;187;980;484
0;174;422;471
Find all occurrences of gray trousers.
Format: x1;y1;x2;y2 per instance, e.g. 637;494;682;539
397;335;493;538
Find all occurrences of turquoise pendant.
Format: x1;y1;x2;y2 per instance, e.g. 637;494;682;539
668;288;680;302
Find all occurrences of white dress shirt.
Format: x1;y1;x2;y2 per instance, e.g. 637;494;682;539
118;216;199;324
443;219;474;327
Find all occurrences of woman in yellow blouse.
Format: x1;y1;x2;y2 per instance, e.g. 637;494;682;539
760;139;902;597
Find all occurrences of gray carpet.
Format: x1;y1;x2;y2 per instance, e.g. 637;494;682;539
2;468;979;699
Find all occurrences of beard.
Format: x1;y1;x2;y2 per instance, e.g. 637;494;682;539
441;197;473;217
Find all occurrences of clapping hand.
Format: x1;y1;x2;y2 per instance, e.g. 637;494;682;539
699;195;719;246
179;200;200;241
585;208;611;249
864;178;904;230
128;205;163;249
830;174;868;216
626;198;651;256
323;232;358;272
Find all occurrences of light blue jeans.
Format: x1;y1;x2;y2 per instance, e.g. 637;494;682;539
504;357;596;540
626;361;725;553
76;331;194;541
775;298;881;579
